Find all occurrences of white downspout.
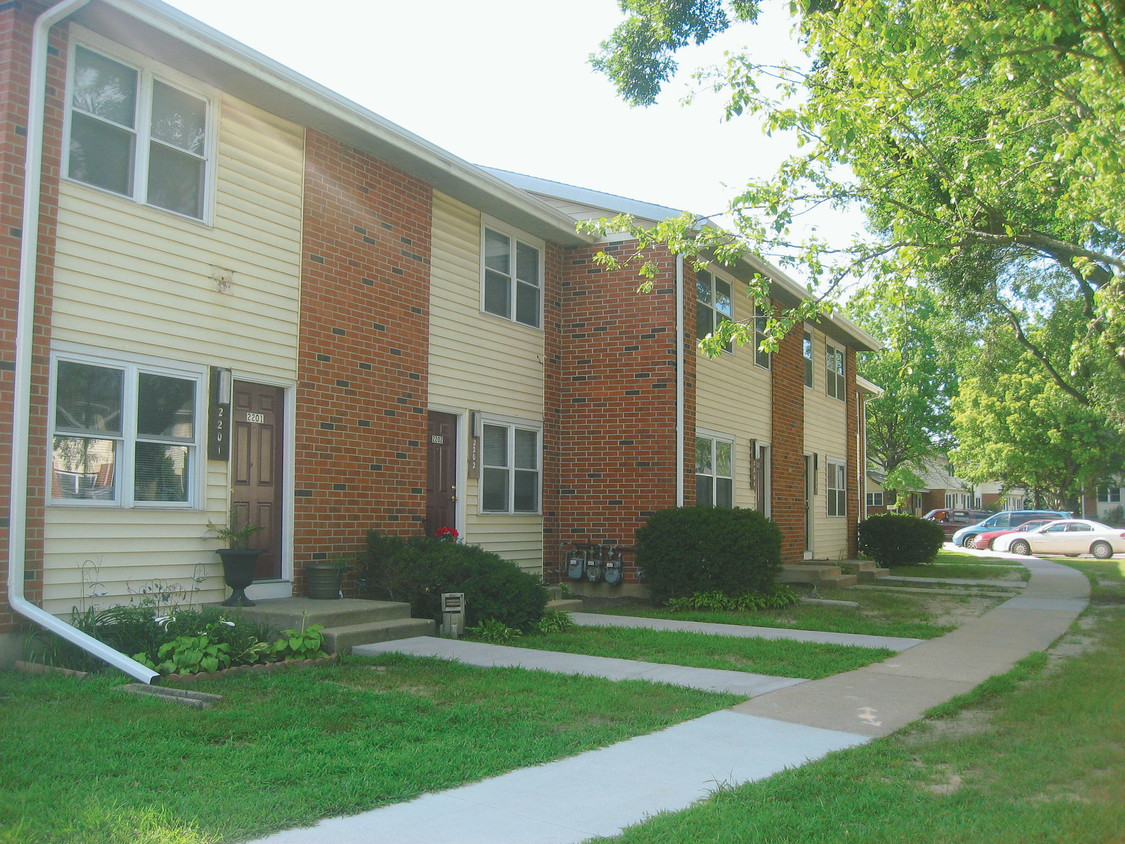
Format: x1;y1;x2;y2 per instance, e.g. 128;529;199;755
675;254;684;507
7;0;158;684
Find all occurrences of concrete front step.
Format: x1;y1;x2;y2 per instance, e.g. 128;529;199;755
547;598;585;613
838;560;891;584
224;597;434;654
777;564;858;589
324;617;436;655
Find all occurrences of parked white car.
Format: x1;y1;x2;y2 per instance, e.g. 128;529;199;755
992;519;1125;559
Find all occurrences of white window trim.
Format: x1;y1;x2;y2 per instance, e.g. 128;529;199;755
754;304;771;370
64;29;218;225
48;344;206;509
826;342;846;401
696;268;734;354
827;457;847;517
478;415;543;515
480;217;545;330
803;329;814;388
695;430;735;508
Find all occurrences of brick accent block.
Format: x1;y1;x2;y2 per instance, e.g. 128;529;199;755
293;130;432;590
545;243;695;583
0;4;67;633
770;318;807;564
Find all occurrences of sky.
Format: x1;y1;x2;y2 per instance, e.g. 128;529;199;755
162;0;862;273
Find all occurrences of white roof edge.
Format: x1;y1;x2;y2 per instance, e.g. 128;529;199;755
97;0;591;245
856;375;883;395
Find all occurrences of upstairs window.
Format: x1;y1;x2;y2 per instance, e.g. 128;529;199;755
483;225;542;328
826;343;846;400
67;44;212;220
696;269;732;352
754;304;771;369
803;332;814;387
1098;486;1121;503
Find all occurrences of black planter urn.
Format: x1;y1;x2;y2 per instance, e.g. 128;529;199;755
217;548;262;607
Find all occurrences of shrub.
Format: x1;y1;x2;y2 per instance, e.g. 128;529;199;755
360;531;548;631
858;512;945;567
663;585;800;612
635;507;783;605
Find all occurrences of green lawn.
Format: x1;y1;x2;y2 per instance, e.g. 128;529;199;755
508;626;895;679
0;656;738;844
887;562;1029;581
585;558;1125;843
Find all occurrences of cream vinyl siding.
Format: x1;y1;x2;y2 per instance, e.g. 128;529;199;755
429;192;545;572
695;279;771;510
803;329;850;558
42;94;304;614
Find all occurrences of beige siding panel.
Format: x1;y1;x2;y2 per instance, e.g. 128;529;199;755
430;192;544;569
695;280;772;509
802;329;850;558
44;94;305;610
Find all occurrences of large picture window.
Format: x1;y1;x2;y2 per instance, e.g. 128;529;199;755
696;436;733;508
827;459;847;517
482;225;542;328
481;422;540;513
51;354;202;506
67;43;212;220
696;270;732;352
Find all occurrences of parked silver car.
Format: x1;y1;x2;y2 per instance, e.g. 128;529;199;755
992;519;1125;558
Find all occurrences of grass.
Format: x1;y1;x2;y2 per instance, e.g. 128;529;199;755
508;626;895;679
586;559;1125;843
591;587;972;639
886;562;1029;581
0;655;739;844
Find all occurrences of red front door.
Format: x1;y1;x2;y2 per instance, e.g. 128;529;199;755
231;382;284;579
426;412;458;537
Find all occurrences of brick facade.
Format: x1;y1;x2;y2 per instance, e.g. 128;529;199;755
544;242;695;583
292;130;432;593
770;318;808;564
0;2;66;635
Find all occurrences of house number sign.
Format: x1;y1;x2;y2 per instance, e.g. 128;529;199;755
208;367;231;462
246;412;266;424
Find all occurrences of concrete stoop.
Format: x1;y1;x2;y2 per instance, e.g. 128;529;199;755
777;564;858;589
226;598;436;655
838;560;891;584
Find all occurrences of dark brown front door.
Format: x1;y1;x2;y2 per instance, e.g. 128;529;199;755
231;382;284;579
426;411;458;536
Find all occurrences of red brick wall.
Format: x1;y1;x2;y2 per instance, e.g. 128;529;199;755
0;3;66;634
545;242;694;582
770;319;807;564
293;130;432;592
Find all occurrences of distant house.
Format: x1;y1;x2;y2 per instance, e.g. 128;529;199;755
0;0;879;664
865;458;1024;516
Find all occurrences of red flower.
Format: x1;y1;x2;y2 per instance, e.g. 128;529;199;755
434;527;459;541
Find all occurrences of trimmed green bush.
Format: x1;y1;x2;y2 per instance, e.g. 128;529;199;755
360;531;548;631
858;512;945;567
635;507;783;605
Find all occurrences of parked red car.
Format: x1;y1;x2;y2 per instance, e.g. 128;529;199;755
971;518;1057;550
923;509;993;540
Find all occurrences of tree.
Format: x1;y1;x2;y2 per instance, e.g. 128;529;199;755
846;279;960;477
591;0;1125;422
951;304;1123;510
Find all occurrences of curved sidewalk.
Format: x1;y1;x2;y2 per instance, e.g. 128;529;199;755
255;557;1089;844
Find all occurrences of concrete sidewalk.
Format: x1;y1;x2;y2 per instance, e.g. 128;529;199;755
253;556;1089;844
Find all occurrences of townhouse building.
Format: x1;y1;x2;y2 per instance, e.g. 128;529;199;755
0;0;877;662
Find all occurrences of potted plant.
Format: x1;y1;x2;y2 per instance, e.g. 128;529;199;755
304;556;351;600
206;517;265;607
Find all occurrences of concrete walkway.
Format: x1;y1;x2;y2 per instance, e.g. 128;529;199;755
253;555;1089;844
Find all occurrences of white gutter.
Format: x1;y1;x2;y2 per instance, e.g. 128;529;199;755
7;0;158;684
675;254;685;506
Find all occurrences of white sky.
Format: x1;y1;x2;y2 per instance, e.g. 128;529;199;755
163;0;862;272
